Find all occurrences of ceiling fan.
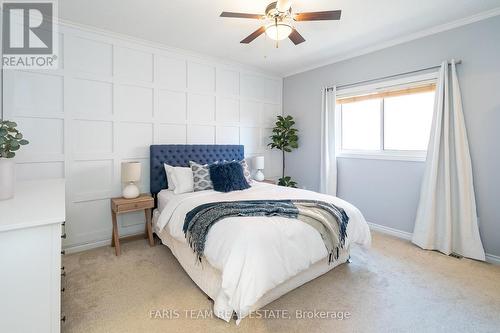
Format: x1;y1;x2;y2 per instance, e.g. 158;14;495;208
220;0;341;46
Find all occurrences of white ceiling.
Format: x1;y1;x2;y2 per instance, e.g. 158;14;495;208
59;0;500;77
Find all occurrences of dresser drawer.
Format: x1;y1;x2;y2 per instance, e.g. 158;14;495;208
0;223;63;333
116;200;153;213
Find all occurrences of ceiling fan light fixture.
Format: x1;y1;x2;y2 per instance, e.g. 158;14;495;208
221;1;342;46
265;22;292;41
276;0;292;13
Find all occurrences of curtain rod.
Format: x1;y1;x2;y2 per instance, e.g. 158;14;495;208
327;59;462;91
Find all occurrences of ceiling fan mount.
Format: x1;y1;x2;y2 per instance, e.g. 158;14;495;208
220;0;342;46
265;1;291;18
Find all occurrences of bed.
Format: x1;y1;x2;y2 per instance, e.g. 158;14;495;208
150;144;371;324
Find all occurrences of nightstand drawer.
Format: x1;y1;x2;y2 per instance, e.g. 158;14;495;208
116;200;153;213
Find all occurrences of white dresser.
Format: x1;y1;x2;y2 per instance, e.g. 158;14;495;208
0;179;66;333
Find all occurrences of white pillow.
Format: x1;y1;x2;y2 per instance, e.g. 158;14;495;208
164;164;194;193
163;164;176;191
171;167;194;194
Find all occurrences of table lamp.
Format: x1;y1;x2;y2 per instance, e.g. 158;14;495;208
253;156;265;181
121;162;141;199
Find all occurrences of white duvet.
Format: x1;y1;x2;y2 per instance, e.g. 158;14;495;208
156;182;371;323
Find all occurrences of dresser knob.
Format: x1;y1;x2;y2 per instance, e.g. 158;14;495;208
61;315;66;323
61;271;66;277
61;233;67;239
61;250;66;255
61;287;65;293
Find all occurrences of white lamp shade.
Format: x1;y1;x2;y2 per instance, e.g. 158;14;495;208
254;156;265;170
121;162;142;182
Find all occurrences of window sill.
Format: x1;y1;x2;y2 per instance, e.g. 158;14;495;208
336;152;426;162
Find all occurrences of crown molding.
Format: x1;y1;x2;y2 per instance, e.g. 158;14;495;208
56;18;283;79
52;6;500;79
283;7;500;78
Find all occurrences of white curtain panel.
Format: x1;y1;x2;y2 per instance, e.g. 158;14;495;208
412;60;485;261
319;87;337;196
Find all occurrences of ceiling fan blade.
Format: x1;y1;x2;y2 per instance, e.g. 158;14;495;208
240;26;266;44
220;12;263;19
289;29;306;45
294;10;342;21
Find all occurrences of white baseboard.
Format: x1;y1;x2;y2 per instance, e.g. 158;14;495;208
64;239;111;254
367;222;413;241
367;222;499;265
485;253;500;265
64;220;500;265
63;232;145;254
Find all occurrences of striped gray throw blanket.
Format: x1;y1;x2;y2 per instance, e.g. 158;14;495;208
183;200;349;264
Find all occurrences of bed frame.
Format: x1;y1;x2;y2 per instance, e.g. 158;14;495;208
148;144;351;322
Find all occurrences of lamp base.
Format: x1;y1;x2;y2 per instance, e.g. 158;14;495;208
122;182;140;199
254;169;265;182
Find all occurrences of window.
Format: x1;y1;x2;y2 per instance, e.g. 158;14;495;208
335;73;437;161
341;99;381;150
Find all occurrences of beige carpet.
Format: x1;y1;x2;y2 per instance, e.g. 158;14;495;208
62;232;500;333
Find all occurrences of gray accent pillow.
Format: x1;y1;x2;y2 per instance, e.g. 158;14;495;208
190;161;213;191
240;159;252;185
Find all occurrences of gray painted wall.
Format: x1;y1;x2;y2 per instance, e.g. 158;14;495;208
283;16;500;257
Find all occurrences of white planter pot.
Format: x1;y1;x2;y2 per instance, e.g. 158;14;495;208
0;158;15;200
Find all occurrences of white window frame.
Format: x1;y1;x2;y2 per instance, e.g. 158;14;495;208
335;72;438;162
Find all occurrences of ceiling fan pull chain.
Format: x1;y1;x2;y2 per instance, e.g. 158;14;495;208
275;17;279;45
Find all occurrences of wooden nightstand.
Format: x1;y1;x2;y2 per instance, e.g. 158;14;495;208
259;179;277;185
110;194;154;256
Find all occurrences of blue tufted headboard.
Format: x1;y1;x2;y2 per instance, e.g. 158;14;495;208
150;144;244;198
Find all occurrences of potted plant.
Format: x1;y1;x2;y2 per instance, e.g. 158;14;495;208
268;115;299;187
0;120;29;200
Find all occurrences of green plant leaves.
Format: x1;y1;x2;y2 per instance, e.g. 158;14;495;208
0;120;29;159
1;120;17;127
0;151;15;158
267;115;300;152
278;176;298;188
267;114;300;187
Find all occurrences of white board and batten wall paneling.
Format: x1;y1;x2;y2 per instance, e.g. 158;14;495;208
3;22;283;251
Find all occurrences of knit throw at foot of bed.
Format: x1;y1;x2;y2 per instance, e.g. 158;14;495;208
183;200;349;264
